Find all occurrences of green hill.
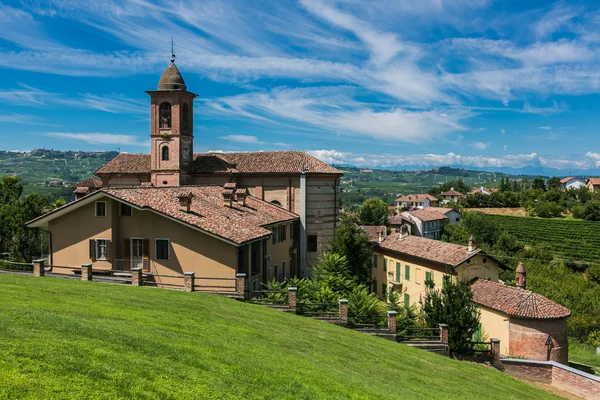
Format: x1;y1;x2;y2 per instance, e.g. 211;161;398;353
0;274;557;400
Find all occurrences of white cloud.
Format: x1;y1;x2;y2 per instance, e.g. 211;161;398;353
504;145;508;151
471;142;490;150
220;135;264;144
500;127;505;135
307;149;600;170
539;126;552;130
45;132;146;146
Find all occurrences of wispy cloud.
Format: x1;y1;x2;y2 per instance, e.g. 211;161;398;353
220;134;289;147
470;142;490;150
539;126;552;130
45;132;147;147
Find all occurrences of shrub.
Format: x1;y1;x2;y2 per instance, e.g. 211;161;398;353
586;265;600;284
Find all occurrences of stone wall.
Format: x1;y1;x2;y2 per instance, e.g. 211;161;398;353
500;359;600;399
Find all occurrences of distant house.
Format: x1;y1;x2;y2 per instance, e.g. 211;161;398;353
587;178;600;193
361;225;387;243
401;207;460;240
440;188;464;203
395;194;439;209
560;177;585;191
469;186;497;196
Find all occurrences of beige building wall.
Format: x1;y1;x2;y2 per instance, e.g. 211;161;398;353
478;306;510;356
265;222;296;281
455;254;500;282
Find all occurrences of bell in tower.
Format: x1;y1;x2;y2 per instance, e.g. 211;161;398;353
145;47;198;187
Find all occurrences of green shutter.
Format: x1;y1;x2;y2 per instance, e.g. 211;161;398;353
396;262;401;281
405;265;410;281
443;275;449;289
404;293;410;307
426;271;431;283
383;258;387;272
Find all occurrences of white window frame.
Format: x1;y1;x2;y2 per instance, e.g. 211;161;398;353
95;201;107;217
95;238;108;260
155;238;170;261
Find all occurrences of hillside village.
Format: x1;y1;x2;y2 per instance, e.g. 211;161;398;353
0;55;598;399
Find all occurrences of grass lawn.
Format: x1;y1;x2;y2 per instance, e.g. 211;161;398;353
569;339;600;373
0;274;559;400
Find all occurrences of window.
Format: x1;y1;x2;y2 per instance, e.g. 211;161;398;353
425;271;434;288
381;284;386;298
155;239;169;260
404;293;410;307
373;255;378;268
95;201;106;217
416;268;421;284
442;275;450;290
281;225;286;241
120;203;132;216
96;239;108;260
307;235;318;252
159;102;171;128
271;200;282;207
268;267;271;279
161;146;169;161
274;264;279;281
282;261;286;279
383;258;387;272
182;103;189;131
372;279;377;294
272;225;287;244
405;265;410;281
396;262;401;281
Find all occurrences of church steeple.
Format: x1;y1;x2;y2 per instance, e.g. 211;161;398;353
145;51;198;187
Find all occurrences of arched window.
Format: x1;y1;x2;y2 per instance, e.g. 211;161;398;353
159;102;171;128
161;146;169;161
182;103;189;131
270;200;282;207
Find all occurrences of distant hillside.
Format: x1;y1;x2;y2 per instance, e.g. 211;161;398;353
0;149;117;199
337;166;537;206
0;274;557;399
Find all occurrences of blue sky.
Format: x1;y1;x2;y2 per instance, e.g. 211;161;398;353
2;0;600;171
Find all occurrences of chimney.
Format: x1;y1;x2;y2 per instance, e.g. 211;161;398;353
468;235;475;252
236;188;248;206
450;187;454;191
222;189;234;207
378;230;383;244
516;261;526;289
177;192;194;213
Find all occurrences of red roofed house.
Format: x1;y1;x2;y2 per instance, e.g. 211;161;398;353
560;177;585;191
73;177;102;200
55;56;343;275
472;262;570;363
587;178;600;193
401;207;461;240
395;194;439;210
440;188;464;203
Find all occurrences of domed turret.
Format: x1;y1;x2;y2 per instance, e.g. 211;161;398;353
158;61;186;91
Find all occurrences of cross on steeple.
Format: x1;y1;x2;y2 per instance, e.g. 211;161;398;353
170;37;175;63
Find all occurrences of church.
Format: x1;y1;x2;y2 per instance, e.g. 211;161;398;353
29;56;343;285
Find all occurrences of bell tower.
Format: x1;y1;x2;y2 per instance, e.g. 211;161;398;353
146;49;197;187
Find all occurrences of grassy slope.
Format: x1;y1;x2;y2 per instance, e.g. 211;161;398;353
0;274;558;400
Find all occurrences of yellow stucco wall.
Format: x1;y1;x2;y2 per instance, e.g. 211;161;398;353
266;222;295;281
478;306;510;356
372;250;500;308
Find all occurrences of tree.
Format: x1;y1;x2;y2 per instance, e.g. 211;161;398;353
420;279;481;353
428;179;470;196
357;197;390;226
329;213;373;283
532;177;546;191
582;201;600;221
547;177;562;191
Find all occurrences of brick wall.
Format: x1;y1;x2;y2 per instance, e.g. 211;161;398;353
500;359;600;399
509;317;568;364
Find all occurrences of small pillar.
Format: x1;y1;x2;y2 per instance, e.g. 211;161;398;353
184;272;195;292
439;323;449;343
288;287;297;313
131;268;143;287
32;259;45;277
490;338;501;367
236;273;246;299
387;310;397;332
339;299;349;323
81;264;92;281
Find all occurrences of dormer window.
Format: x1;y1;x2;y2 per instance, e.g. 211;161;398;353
159;102;171;128
161;146;169;161
182;103;189;131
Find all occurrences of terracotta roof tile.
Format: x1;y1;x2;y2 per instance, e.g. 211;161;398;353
405;208;451;222
73;187;90;194
440;190;464;197
471;279;571;320
390;214;414;225
559;177;576;184
378;235;480;267
74;177;102;188
192;151;342;174
102;186;298;245
96;154;151;174
587;178;600;185
361;225;386;242
96;151;342;175
395;194;438;203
